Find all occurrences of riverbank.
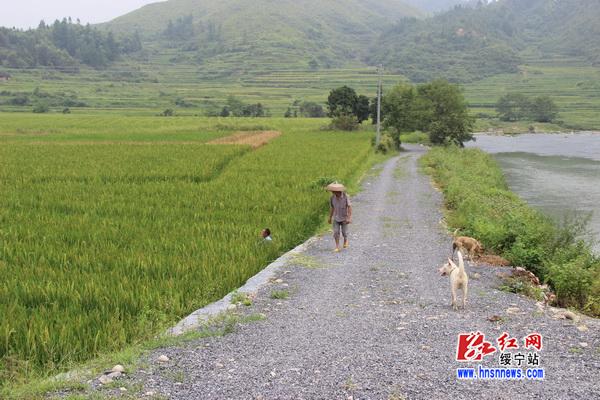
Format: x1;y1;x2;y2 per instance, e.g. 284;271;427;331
421;147;600;317
473;116;599;135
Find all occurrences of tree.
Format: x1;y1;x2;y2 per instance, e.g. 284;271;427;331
417;80;474;146
369;95;384;125
225;96;244;116
327;86;358;118
354;95;371;123
299;101;326;118
495;93;531;121
382;83;430;148
530;96;559;123
32;102;49;113
220;106;230;117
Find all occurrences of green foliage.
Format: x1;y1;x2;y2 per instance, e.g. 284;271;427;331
328;87;370;126
328;86;358;118
530;96;559;123
374;133;395;154
354;95;371;124
329;114;359;131
230;291;252;306
495;93;531;122
418;80;474;146
270;290;289;300
369;0;600;83
32;102;49;113
382;83;424;139
421;147;600;316
221;96;268;117
311;176;341;189
164;15;195;40
0;20;141;69
299;102;326;118
399;131;429;145
103;0;421;73
496;93;559;123
499;276;545;302
383;80;473;147
547;253;599;313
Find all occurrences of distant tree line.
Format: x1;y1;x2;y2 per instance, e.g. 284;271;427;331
0;86;88;113
284;99;326;118
0;19;142;69
495;93;559;123
220;96;269;117
163;15;223;44
327;80;474;147
164;15;195;40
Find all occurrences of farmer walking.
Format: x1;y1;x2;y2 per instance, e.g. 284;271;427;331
327;182;352;252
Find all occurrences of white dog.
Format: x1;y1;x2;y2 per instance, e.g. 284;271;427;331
439;251;469;310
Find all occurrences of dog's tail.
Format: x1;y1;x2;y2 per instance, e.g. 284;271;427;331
457;250;466;274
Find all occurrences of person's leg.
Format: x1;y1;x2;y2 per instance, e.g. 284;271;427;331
333;221;341;252
342;222;349;248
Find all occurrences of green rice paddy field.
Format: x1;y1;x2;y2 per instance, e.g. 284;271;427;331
0;115;376;388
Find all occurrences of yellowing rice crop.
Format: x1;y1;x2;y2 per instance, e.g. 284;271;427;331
0;116;374;386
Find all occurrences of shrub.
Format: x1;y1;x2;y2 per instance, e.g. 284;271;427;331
547;254;597;310
399;131;429;145
374;133;395;154
329;114;359;131
32;102;49;113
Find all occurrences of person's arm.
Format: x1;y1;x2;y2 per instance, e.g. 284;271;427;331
346;205;352;224
328;204;334;224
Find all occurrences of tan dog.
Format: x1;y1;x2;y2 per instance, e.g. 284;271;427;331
439;251;469;311
453;229;483;259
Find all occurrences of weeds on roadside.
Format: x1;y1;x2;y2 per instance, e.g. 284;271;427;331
421;147;600;316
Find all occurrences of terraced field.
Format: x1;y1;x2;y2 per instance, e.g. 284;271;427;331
1;58;598;129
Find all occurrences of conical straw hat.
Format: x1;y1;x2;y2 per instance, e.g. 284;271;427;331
326;182;346;192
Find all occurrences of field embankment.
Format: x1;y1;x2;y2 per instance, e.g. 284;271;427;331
420;147;600;316
0;116;376;389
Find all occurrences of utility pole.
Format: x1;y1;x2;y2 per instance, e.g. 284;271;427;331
375;64;383;146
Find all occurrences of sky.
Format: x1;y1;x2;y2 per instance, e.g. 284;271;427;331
0;0;164;29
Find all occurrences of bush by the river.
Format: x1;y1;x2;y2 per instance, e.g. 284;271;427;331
421;147;599;316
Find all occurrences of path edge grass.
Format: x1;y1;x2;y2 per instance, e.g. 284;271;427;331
420;146;600;318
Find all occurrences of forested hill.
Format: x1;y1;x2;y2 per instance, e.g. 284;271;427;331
1;0;598;82
402;0;470;13
0;19;142;69
101;0;422;70
368;0;600;83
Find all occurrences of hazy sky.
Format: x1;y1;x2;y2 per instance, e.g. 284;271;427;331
0;0;164;29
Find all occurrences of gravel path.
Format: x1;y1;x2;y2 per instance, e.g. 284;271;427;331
127;145;599;399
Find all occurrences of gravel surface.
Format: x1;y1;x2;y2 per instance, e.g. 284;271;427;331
122;145;599;399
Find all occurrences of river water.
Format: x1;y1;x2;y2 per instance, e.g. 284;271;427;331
466;132;600;253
